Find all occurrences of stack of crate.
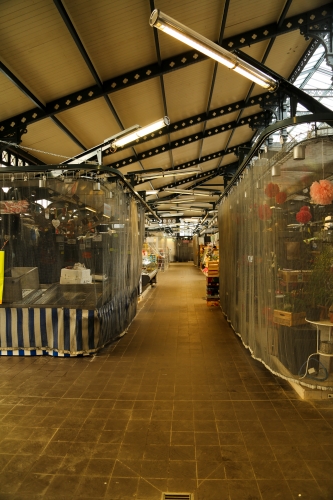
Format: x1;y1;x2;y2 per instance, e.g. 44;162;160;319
206;262;219;306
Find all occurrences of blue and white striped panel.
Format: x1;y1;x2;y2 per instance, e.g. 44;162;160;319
0;307;100;356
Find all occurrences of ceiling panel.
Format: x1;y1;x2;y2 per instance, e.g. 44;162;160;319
287;0;330;16
265;31;311;78
56;97;123;151
0;0;94;102
110;78;166;131
225;0;286;38
0;73;33;121
63;0;155;80
211;67;250;109
19;118;84;164
164;60;216;122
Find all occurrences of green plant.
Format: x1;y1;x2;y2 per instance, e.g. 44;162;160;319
282;291;306;313
304;244;333;310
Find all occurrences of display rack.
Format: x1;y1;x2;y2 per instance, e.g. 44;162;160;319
206;262;219;306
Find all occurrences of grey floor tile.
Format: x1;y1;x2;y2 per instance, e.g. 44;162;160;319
0;263;333;499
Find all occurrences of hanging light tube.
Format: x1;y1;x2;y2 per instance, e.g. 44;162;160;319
112;116;170;148
164;189;196;195
165;188;216;196
67;118;169;164
137;167;201;179
149;10;278;91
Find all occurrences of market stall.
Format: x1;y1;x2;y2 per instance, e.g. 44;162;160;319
0;167;145;356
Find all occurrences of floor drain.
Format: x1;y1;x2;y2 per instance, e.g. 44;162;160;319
162;494;193;500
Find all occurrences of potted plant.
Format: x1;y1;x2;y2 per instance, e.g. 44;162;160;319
304;245;333;321
273;290;307;327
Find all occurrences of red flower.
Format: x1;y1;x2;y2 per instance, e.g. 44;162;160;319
310;179;333;205
296;209;312;223
275;191;287;204
265;182;280;198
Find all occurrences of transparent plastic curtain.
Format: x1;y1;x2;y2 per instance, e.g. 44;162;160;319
193;234;200;267
0;173;145;353
219;133;333;390
146;233;170;271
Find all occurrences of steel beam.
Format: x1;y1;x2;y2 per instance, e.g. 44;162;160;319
108;112;270;169
234;49;331;115
0;61;86;150
157;161;238;194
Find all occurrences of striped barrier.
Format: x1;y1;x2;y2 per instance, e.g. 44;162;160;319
0;288;138;356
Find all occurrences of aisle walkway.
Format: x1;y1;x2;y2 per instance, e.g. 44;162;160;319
0;262;333;500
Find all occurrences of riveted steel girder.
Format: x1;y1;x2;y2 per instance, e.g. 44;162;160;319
158;160;239;194
0;3;330;139
222;3;331;50
149;165;236;204
108;112;270;170
133;140;249;191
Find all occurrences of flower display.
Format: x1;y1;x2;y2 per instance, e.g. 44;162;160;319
258;203;272;220
0;200;29;214
264;182;280;198
310;179;333;205
275;191;287;204
296;208;312;223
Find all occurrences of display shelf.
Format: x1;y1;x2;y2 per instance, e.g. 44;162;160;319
206;274;219;306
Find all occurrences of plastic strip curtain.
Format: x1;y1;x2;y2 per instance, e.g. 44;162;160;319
219;134;333;390
0;175;145;356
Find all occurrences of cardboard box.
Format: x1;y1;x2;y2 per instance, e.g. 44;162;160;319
60;268;92;284
273;309;306;326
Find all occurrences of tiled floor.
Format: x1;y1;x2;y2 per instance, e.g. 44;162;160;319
0;262;333;500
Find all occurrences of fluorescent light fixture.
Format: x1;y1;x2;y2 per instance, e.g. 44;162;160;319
164;188;217;196
185;208;206;212
113;117;170;148
159;212;184;217
169;197;197;203
164;189;195;195
150;9;278;91
144;190;159;195
137;167;201;180
66;118;169;165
